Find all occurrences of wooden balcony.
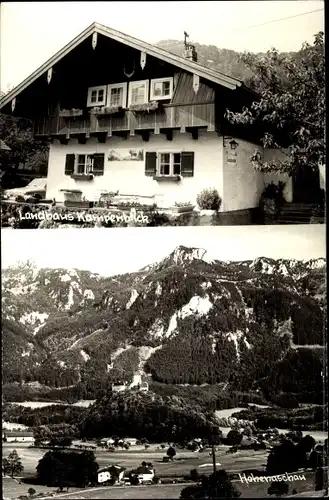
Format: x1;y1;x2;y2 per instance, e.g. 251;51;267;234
34;102;215;140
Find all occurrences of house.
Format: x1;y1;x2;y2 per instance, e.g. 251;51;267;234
112;373;149;393
3;431;35;443
97;465;125;484
131;465;155;484
0;22;322;215
125;437;137;446
100;437;115;447
111;382;128;393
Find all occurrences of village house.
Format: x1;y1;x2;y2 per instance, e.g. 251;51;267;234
99;437;115;447
131;465;155;484
97;465;125;484
2;430;35;443
0;22;323;219
111;373;149;393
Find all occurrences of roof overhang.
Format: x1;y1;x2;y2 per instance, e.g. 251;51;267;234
0;22;248;111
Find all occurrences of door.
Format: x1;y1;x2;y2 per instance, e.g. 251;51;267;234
292;166;320;202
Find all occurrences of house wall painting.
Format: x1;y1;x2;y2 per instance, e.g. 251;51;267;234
108;149;144;162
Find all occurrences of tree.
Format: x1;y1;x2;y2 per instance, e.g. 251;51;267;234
225;32;325;176
268;481;289;497
315;467;324;491
297;435;316;453
0;114;49;175
28;488;36;497
167;446;176;460
36;450;98;487
226;429;243;446
190;469;200;482
180;470;240;498
2;449;24;478
267;439;300;475
286;431;303;444
309;450;323;470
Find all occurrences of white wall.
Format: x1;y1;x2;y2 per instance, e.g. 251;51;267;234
46;131;224;209
6;437;34;442
98;471;111;483
222;137;265;211
263;148;293;202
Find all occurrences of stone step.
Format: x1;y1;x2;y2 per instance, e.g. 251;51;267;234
280;206;317;212
278;211;312;217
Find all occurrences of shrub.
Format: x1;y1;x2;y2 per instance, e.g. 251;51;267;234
226;430;243;446
167;446;176;460
260;181;286;223
196;188;221;210
190;469;200;482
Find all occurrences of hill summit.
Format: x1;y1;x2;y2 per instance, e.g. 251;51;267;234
2;248;325;404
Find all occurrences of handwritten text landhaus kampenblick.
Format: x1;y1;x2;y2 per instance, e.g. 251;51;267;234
19;210;150;224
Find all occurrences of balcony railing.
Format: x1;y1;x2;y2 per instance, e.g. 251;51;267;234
34;102;215;138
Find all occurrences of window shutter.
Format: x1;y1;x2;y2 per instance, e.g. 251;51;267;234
93;153;105;176
181;151;194;177
145;152;157;177
65;154;75;175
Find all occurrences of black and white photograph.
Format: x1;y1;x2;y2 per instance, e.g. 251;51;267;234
1;224;327;499
0;1;327;500
0;1;325;227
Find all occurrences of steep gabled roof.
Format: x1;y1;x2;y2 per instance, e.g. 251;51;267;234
0;21;252;110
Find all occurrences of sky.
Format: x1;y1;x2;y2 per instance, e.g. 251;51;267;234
1;225;326;277
0;1;324;92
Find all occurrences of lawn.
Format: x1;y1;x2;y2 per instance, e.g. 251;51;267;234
3;477;68;500
2;443;323;499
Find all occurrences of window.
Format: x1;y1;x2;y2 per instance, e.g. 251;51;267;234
158;152;181;176
145;151;194;178
64;153;105;177
87;86;107;107
107;83;127;108
128;80;149;106
150;77;173;101
76;154;94;175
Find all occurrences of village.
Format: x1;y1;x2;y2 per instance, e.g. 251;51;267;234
2;405;328;499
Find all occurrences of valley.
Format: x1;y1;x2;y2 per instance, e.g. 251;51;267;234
2;247;326;407
2;247;327;499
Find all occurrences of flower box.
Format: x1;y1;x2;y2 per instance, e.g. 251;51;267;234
70;174;94;181
129;101;159;113
115;204;156;212
59;109;83;118
153;175;181;182
64;200;94;209
170;204;195;214
90;106;124;116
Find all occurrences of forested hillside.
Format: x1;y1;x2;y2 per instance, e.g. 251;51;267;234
155;40;297;89
2;248;325;404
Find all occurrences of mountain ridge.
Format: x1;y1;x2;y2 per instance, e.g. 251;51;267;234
2;248;325;404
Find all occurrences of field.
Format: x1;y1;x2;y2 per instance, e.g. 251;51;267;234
11;400;95;408
2;442;269;477
3;473;319;500
2;443;322;499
